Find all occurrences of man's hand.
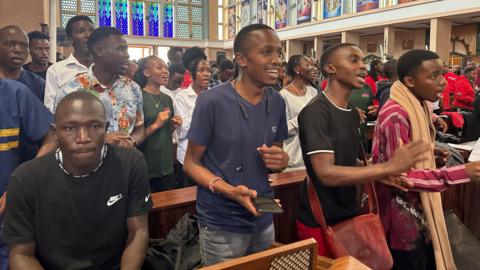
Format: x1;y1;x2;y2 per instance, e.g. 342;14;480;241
105;132;123;145
257;144;289;171
367;105;379;118
230;185;261;217
356;108;367;123
434;117;449;133
171;115;183;129
379;173;413;192
0;192;6;214
386;140;431;175
434;147;450;167
465;161;480;181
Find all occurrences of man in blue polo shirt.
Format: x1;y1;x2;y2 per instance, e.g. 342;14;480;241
0;79;54;269
184;24;289;266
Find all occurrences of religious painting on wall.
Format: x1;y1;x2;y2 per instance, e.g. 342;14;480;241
356;0;379;12
228;5;236;39
257;0;268;25
367;42;377;53
241;0;251;27
323;0;341;19
275;0;288;29
297;0;312;24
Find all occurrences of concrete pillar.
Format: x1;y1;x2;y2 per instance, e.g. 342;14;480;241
341;31;360;46
430;18;452;63
208;0;218;40
49;0;56;63
286;40;303;59
384;26;395;58
313;36;324;59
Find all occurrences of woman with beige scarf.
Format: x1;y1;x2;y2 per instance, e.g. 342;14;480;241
372;49;480;270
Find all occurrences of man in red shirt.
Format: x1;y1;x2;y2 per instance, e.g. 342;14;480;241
452;66;476;111
442;64;458;111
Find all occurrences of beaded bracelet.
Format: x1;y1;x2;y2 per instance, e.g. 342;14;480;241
208;177;223;194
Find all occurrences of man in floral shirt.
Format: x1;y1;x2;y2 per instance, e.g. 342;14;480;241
54;27;145;147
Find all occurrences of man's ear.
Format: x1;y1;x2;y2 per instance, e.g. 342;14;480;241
323;63;336;76
403;76;415;88
50;123;58;142
94;45;104;59
235;52;247;69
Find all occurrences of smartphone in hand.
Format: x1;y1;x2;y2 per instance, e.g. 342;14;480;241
253;197;283;214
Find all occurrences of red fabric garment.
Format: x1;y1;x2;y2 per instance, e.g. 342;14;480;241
296;220;331;256
440;111;464;128
365;75;379;105
371;100;469;251
320;79;327;91
181;70;192;89
476;68;480;88
443;72;458;111
452;75;475;111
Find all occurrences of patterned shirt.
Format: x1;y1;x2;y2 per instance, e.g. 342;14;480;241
372;99;469;251
54;66;144;135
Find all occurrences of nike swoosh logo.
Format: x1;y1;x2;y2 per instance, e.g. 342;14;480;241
107;194;123;206
145;193;151;202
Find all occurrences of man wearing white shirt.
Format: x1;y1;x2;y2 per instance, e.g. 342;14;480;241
44;15;94;112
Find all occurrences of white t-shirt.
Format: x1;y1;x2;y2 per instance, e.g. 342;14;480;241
279;85;318;170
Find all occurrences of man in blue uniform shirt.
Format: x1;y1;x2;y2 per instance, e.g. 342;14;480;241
0;79;54;270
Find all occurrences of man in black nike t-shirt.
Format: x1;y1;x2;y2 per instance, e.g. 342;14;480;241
3;91;152;270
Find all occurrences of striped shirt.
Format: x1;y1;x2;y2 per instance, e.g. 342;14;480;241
372;99;469;250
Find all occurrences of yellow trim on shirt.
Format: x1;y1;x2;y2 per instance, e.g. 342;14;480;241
0;141;19;151
0;128;19;137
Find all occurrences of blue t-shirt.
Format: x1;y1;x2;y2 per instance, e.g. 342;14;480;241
16;70;47;161
0;79;53;195
188;82;288;234
17;69;46;102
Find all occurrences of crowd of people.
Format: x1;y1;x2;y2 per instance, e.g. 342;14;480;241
2;14;480;270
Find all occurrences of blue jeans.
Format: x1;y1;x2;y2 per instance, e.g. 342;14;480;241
199;223;275;266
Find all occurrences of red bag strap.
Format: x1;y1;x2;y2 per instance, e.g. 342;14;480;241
306;139;380;228
306;175;328;229
359;139;379;215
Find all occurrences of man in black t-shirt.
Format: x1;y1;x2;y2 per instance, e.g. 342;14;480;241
296;43;431;256
3;91;152;270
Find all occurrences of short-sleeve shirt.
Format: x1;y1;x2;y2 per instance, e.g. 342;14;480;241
139;91;174;178
3;145;152;270
297;92;360;226
0;79;53;195
23;63;52;80
188;83;288;234
54;66;144;135
17;69;46;102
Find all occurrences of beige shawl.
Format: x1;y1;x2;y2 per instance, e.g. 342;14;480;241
390;81;456;270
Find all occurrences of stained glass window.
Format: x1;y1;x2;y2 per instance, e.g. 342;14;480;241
98;0;112;26
115;0;129;34
80;0;96;13
147;2;159;37
60;0;96;28
163;3;174;38
131;1;144;36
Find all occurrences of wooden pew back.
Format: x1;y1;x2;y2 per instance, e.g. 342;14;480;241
199;238;317;270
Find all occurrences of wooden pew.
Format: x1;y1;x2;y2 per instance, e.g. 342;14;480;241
149;169;306;243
